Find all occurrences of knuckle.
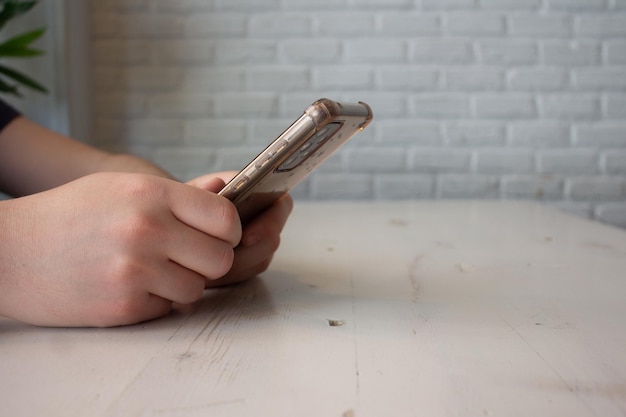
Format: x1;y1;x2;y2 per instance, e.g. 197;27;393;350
120;175;163;200
107;255;145;288
213;244;235;278
215;198;242;244
94;296;144;327
109;298;142;322
114;213;162;247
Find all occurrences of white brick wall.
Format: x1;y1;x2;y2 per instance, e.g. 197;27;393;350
91;0;626;228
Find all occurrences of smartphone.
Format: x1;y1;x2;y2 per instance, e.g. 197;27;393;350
218;98;373;223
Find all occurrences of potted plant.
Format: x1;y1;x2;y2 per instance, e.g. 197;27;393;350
0;0;47;97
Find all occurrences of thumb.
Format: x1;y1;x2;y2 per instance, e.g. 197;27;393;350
200;177;226;193
186;175;227;193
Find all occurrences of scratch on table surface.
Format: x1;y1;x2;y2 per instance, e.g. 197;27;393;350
110;317;198;409
152;398;246;415
581;240;626;257
350;277;361;397
197;294;240;345
455;262;474;273
167;311;194;342
390;217;408;227
408;254;424;302
176;351;195;361
173;290;239;369
499;316;597;414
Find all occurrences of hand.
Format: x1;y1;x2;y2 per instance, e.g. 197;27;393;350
187;172;293;288
0;172;241;327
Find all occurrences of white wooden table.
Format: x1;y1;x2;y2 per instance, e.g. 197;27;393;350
1;201;625;417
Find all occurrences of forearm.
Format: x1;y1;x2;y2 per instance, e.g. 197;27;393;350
0;116;174;196
92;152;174;180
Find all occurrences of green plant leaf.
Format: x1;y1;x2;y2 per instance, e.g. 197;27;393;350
0;1;46;97
0;77;21;96
0;63;47;92
0;27;45;57
0;1;37;32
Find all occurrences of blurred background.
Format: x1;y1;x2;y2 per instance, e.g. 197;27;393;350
4;0;626;227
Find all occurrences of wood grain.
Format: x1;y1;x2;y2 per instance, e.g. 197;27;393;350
1;201;625;416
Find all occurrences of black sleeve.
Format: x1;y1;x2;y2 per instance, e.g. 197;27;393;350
0;99;21;133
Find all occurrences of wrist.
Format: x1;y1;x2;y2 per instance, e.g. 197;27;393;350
97;153;176;180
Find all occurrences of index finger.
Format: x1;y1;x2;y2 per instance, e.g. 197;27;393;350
166;181;242;247
241;194;293;247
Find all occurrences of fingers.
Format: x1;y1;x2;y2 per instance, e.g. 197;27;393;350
205;244;275;289
146;260;207;304
166;220;236;279
241;194;293;247
101;178;289;324
205;194;294;289
166;182;242;248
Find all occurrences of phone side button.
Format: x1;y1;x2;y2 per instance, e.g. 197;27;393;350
232;175;250;191
274;139;288;152
255;155;273;169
